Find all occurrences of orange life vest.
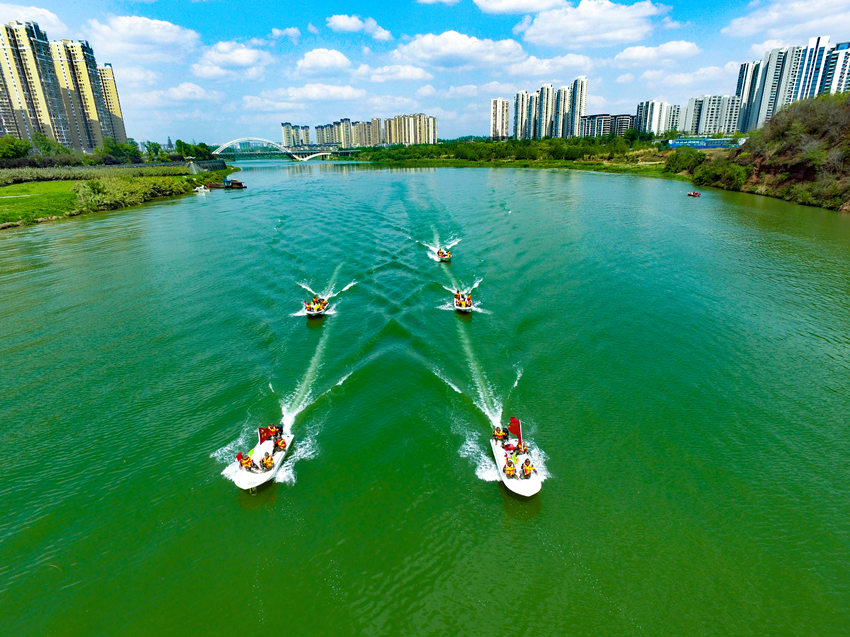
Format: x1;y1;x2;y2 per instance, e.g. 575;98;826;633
494;429;506;439
276;438;287;451
505;464;516;477
522;463;533;476
261;456;273;469
240;458;253;468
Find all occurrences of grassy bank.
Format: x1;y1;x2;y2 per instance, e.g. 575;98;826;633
0;166;237;229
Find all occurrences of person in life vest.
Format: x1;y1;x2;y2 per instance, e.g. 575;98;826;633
267;424;279;439
275;437;287;452
504;458;517;478
521;458;536;478
516;440;528;454
493;426;507;441
260;452;274;471
237;452;257;472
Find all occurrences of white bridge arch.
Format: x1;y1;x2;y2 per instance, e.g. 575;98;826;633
212;137;330;162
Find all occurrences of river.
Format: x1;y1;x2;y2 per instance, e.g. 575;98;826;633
1;162;848;633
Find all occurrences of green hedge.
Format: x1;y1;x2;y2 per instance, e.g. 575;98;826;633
72;177;193;213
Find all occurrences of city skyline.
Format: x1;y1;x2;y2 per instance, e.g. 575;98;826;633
1;1;850;143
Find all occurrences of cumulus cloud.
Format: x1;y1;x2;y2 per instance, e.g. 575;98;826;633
520;0;667;48
86;16;200;63
307;23;320;34
640;61;739;88
0;3;66;35
749;39;789;57
616;73;634;83
127;82;223;108
417;84;437;97
191;41;273;79
614;40;700;66
722;0;850;40
507;52;593;76
116;66;160;87
271;27;300;42
393;30;525;68
473;0;564;13
295;48;351;74
326;14;392;41
367;64;433;82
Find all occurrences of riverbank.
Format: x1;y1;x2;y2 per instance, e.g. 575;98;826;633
0;165;238;230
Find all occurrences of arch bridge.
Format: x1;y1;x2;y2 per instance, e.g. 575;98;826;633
212;137;332;162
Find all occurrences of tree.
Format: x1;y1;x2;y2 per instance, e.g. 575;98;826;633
0;135;32;159
143;141;162;162
31;131;71;155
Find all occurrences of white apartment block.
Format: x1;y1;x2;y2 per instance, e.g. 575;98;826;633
490;97;510;140
683;95;741;135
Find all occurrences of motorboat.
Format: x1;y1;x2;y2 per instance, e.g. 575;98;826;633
193;185;209;193
454;296;473;313
437;249;451;262
207;179;247;190
304;298;328;317
489;418;541;497
227;426;294;491
687;191;701;197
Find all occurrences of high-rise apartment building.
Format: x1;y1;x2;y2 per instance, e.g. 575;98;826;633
566;76;587;138
612;114;635;136
490;97;510;140
0;21;72;145
0;20;125;151
98;63;127;143
635;100;677;135
536;84;554;139
683;95;741;135
281;122;311;147
382;113;437;145
513;90;530;140
821;42;850;94
527;91;539;139
792;35;832;101
553;86;571;138
51;40;113;151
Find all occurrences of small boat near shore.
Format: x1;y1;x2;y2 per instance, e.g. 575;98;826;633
227;426;293;491
193;185;209;193
207;179;247;190
687;191;701;197
490;418;541;497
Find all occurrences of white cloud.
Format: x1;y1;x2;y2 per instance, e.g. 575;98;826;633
722;0;850;40
116;66;160;87
417;84;437;97
507;52;593;76
191;41;273;79
128;82;224;108
86;16;200;63
307;23;320;34
366;95;418;113
614;40;700;66
660;16;686;29
393;30;525;68
245;84;367;111
749;38;788;57
271;27;300;42
446;84;480;97
326;14;392;41
473;0;564;13
616;73;634;83
521;0;667;48
640;61;739;88
0;3;66;35
368;64;433;82
295;48;351;74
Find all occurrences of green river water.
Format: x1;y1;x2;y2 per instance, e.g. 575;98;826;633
1;162;849;634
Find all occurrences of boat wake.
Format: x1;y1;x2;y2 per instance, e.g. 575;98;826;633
422;229;461;262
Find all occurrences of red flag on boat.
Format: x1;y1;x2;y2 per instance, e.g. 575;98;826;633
258;427;275;443
508;417;522;446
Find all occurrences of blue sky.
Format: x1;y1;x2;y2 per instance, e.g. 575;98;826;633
3;0;850;143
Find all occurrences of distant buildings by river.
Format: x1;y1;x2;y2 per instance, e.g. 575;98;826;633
491;34;850;141
283;113;438;149
0;20;127;152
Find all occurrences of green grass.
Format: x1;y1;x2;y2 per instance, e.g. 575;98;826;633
0;181;78;224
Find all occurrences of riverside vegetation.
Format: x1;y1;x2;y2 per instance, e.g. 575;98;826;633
354;93;850;212
0;166;235;228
